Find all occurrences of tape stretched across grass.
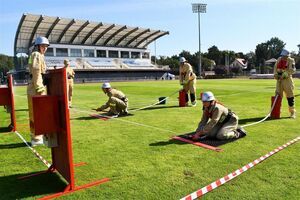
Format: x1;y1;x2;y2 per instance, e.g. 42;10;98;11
172;136;223;152
180;136;300;200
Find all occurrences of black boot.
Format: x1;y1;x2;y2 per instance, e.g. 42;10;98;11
185;93;189;106
190;93;196;106
236;127;247;138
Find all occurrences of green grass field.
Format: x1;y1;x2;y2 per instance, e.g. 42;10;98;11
1;79;300;199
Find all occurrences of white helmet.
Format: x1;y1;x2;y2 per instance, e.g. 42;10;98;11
202;91;215;102
34;36;50;46
280;49;289;56
179;57;186;63
102;82;111;89
64;59;70;66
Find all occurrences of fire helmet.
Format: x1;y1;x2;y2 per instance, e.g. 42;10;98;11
34;36;50;46
280;49;289;56
179;57;186;63
64;59;70;66
202;91;215;102
102;82;111;89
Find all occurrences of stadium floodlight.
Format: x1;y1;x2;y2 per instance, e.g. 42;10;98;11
192;3;207;77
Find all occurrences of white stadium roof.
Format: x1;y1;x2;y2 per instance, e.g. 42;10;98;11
14;13;169;55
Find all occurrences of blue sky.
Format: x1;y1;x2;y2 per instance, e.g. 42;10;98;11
0;0;299;57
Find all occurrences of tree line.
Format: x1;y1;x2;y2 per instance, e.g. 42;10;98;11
153;37;300;75
0;37;299;78
0;54;14;80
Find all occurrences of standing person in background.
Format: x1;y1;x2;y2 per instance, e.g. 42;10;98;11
27;36;49;146
274;49;296;118
179;57;197;106
64;59;75;108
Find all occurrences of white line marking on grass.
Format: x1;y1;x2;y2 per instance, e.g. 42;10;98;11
129;89;180;112
72;107;177;134
180;136;300;200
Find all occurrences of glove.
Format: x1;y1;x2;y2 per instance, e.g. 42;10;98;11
282;71;288;79
36;86;46;94
192;133;200;141
182;80;189;85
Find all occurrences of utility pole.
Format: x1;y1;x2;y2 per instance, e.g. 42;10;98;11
192;3;207;77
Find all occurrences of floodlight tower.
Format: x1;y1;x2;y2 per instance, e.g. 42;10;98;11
192;3;207;77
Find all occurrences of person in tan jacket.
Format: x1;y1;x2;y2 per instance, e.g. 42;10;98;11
179;57;197;106
64;59;75;107
27;36;49;146
95;82;128;116
273;49;296;118
192;91;246;140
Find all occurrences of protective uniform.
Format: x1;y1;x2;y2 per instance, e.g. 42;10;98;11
97;88;128;115
196;101;240;140
273;50;296;118
64;60;75;107
179;58;197;106
27;51;47;143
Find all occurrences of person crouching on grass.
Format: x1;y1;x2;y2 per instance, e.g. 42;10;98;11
95;82;128;117
192;91;246;141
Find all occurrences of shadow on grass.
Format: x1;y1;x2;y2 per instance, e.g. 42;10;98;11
0;126;13;133
295;94;300;97
0;171;67;199
72;113;134;120
129;105;178;111
149;139;188;146
0;142;27;149
150;127;248;147
239;117;272;124
150;132;195;146
15;108;29;112
265;86;276;89
72;116;97;120
239;116;291;125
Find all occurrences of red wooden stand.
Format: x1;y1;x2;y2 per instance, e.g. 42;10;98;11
30;68;109;199
0;74;16;131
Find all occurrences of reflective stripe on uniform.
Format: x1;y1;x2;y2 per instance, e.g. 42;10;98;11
109;103;116;107
28;55;32;65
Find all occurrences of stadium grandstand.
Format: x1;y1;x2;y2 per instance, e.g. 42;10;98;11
14;13;169;82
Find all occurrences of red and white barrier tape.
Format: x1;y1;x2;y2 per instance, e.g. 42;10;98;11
180;136;300;200
14;131;51;168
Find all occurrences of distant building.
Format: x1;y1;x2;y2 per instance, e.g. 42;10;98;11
230;58;248;69
14;13;169;81
265;58;277;66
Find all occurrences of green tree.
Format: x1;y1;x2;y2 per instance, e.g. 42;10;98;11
0;54;14;75
245;51;256;70
206;45;222;65
255;37;285;72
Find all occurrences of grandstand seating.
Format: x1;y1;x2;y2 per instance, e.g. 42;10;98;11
123;59;155;68
45;58;157;70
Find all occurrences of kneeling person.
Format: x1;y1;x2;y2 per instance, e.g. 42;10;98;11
192;91;246;140
96;82;128;116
